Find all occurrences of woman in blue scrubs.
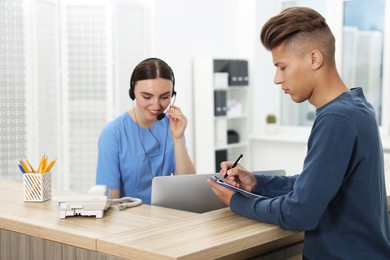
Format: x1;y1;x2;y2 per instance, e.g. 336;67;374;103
96;58;195;203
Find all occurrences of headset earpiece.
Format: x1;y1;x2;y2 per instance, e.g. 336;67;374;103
129;72;135;100
129;85;135;100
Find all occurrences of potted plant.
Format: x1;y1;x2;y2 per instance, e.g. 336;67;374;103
265;114;278;134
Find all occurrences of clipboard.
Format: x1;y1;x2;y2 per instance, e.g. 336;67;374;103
208;176;267;199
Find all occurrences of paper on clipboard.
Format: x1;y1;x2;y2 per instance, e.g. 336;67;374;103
208;176;268;199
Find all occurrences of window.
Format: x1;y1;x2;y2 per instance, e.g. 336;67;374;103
342;0;384;124
280;0;386;127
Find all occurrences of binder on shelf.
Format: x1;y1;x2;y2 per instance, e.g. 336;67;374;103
214;90;227;116
228;60;248;86
239;60;249;85
215;149;227;173
213;59;249;87
213;60;230;73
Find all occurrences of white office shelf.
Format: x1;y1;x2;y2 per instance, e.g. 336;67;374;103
217;115;249;120
193;57;251;173
215;142;248;151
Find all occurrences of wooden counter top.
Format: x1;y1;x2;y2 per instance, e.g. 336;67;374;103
0;181;195;251
98;196;390;259
98;208;303;259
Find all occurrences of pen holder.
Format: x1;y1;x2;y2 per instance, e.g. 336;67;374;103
23;172;51;202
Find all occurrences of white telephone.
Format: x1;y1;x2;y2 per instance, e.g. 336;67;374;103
53;185;142;219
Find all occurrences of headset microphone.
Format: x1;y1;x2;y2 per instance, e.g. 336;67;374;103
157;92;176;121
157;113;166;120
156;104;171;121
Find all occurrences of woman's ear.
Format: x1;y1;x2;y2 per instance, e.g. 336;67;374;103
311;50;323;70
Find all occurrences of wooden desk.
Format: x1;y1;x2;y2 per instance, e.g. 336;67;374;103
0;181;195;259
98;208;303;259
2;181;387;259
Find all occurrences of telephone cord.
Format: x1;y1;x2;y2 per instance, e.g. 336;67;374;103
109;197;142;210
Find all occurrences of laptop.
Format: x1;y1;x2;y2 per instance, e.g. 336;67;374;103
151;174;227;213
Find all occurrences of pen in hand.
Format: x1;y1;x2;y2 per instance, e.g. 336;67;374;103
224;154;243;179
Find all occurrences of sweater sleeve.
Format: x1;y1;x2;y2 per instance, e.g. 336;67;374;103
252;174;298;197
231;114;357;231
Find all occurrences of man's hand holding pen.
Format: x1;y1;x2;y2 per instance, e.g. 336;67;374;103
213;154;256;198
208;154;257;206
220;159;256;193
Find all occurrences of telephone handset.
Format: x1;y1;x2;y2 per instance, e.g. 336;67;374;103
88;184;112;197
53;185;142;219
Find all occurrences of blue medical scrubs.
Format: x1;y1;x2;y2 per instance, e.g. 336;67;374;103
96;112;175;203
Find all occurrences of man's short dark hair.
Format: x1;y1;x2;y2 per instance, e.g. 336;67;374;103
260;7;335;63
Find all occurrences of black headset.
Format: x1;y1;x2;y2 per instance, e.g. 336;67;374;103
129;58;176;101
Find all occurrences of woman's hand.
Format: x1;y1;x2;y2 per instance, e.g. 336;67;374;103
166;105;187;139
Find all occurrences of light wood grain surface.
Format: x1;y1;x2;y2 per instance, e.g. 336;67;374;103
97;208;304;259
0;181;196;251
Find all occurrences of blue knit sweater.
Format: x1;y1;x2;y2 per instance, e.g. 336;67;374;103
231;88;390;259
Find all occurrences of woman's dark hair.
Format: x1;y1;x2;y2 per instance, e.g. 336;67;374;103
129;58;175;100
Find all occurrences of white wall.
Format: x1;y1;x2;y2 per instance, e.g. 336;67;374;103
150;0;262;159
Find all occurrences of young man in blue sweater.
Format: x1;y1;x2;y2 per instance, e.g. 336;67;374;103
208;7;390;259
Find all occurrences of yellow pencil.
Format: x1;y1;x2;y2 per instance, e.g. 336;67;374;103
42;155;48;173
44;158;57;173
37;154;45;173
25;159;36;173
